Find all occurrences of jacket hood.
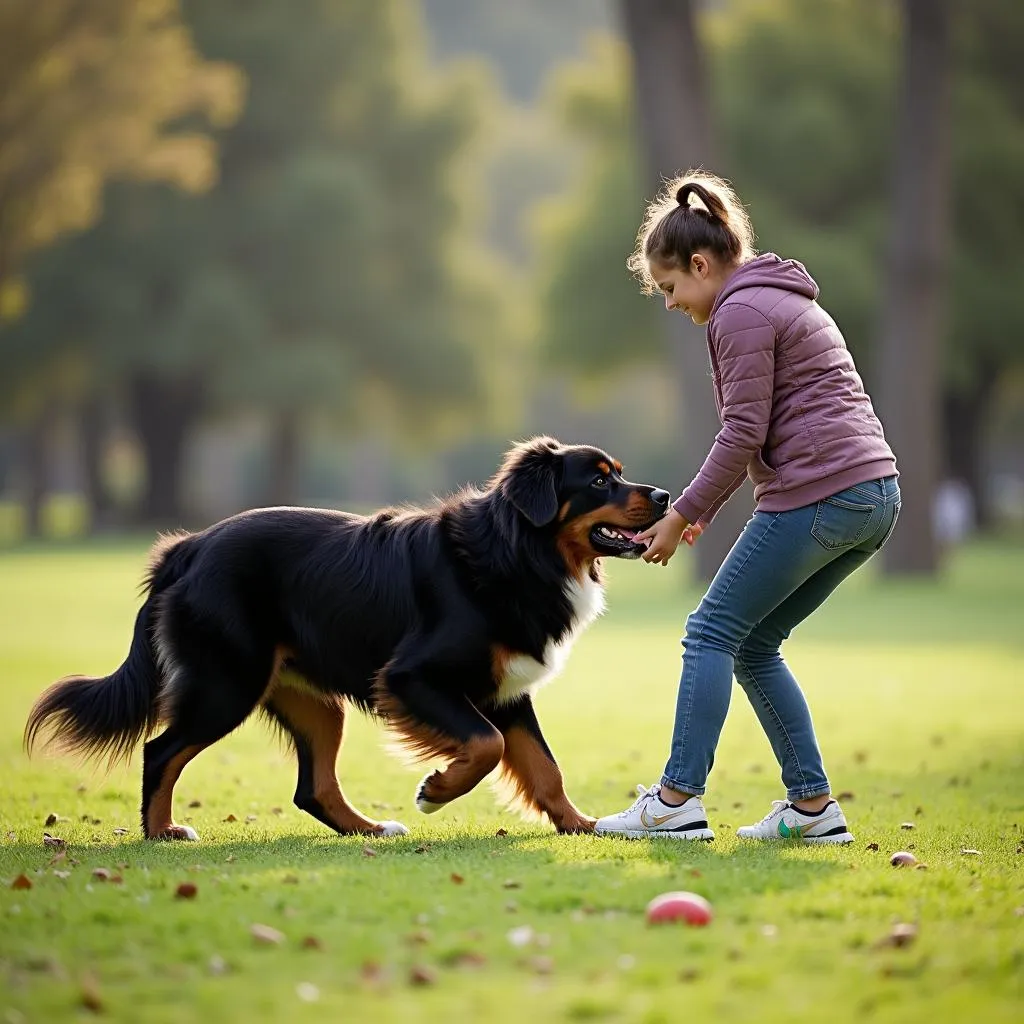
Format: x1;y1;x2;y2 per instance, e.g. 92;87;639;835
713;253;819;315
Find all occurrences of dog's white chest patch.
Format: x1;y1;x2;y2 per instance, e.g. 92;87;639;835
495;575;605;706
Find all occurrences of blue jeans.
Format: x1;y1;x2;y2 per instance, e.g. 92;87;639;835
662;476;901;802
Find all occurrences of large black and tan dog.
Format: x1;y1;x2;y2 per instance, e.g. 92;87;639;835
26;437;668;840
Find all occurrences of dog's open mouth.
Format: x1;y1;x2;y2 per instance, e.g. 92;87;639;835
589;523;651;559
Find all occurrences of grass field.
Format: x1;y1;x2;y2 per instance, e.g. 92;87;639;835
1;537;1022;1022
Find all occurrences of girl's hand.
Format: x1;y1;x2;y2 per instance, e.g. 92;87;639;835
682;523;704;546
634;509;688;566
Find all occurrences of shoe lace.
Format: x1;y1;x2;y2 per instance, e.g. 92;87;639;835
616;783;660;818
756;799;790;826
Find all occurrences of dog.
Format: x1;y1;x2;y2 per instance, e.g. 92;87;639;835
25;436;668;840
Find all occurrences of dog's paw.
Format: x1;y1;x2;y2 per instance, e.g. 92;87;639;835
556;813;597;835
375;820;410;837
415;777;446;815
154;824;200;842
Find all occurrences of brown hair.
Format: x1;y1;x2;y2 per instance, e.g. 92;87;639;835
627;170;756;295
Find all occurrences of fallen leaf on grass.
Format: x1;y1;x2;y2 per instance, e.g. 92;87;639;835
866;842;879;851
245;815;258;823
360;960;384;982
495;828;508;837
10;874;32;890
450;873;464;885
80;973;103;1013
4;832;15;842
225;855;236;864
413;844;429;854
250;923;285;945
282;874;300;885
188;800;202;808
44;813;60;826
223;814;237;823
301;936;322;950
175;882;198;900
112;828;129;836
271;807;283;816
43;833;66;849
961;848;982;856
836;791;855;801
900;822;915;830
408;965;436;986
91;868;114;882
529;956;554;975
53;870;71;880
363;846;377;858
405;929;432;946
876;922;917;949
503;880;521;889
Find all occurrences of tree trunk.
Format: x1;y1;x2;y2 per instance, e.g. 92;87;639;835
619;0;751;582
128;370;203;528
876;0;951;575
942;360;998;531
266;408;302;506
21;401;58;538
79;395;117;533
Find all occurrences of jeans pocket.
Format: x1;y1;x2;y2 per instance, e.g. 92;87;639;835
874;500;901;552
810;494;875;550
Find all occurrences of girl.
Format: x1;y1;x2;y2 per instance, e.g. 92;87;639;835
595;171;899;844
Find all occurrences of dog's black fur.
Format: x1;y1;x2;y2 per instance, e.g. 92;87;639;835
26;437;668;839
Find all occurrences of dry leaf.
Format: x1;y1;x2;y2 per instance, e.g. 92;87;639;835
495;828;508;837
223;814;237;823
961;848;982;856
900;822;915;830
176;882;198;900
529;955;554;975
450;873;464;885
44;813;59;827
92;868;113;882
866;842;879;851
112;828;129;836
837;791;855;801
414;844;429;854
271;807;283;815
406;928;432;946
4;831;16;841
360;960;384;982
245;815;258;823
53;870;71;880
188;800;202;808
48;849;67;866
250;923;285;945
503;880;521;889
877;922;918;949
282;874;300;885
301;935;322;950
43;833;66;848
80;973;103;1013
409;965;436;986
363;846;377;858
10;873;32;890
225;855;236;863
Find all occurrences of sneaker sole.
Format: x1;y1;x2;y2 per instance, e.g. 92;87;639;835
736;831;855;845
594;826;715;841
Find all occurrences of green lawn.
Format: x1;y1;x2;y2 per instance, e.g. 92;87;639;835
1;538;1022;1023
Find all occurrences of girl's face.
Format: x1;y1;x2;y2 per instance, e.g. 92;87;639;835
649;252;726;326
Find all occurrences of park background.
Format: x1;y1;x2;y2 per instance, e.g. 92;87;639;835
1;3;1022;1023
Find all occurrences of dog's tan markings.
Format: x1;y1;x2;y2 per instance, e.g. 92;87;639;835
418;732;505;806
498;727;595;833
371;674;504;806
612;459;623;473
146;743;205;838
557;499;572;524
267;686;389;834
597;460;611;476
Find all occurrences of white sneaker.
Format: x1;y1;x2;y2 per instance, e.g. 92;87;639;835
736;799;854;844
594;784;715;841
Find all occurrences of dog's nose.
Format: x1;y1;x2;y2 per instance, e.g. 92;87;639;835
651;488;671;511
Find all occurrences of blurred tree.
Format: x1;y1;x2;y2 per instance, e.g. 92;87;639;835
0;0;243;308
4;0;495;528
0;0;243;534
877;0;951;575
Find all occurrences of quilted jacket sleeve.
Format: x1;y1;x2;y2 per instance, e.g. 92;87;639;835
673;302;776;526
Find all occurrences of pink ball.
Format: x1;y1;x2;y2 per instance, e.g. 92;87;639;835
890;851;918;867
645;890;713;926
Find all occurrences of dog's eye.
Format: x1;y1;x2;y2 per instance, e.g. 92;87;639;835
591;476;608;489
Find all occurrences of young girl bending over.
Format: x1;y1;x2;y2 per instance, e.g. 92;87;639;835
595;171;899;844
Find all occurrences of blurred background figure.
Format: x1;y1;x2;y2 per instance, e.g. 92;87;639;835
1;0;1021;581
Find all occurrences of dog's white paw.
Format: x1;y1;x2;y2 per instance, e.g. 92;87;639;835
376;820;410;837
415;777;446;815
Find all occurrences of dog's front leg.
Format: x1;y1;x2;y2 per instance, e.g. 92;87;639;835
489;696;596;834
374;666;505;814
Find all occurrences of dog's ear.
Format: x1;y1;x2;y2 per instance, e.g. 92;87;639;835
500;437;562;527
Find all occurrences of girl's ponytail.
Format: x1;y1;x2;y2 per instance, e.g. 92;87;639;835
629;170;756;294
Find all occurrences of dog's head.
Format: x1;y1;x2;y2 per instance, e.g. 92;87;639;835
496;436;670;565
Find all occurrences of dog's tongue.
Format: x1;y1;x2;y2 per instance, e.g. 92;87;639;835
619;528;638;540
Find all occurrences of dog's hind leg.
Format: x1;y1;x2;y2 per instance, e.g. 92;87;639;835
265;686;408;837
489;695;596;834
141;636;274;840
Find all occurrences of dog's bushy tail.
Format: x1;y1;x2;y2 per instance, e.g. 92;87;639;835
24;533;194;766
